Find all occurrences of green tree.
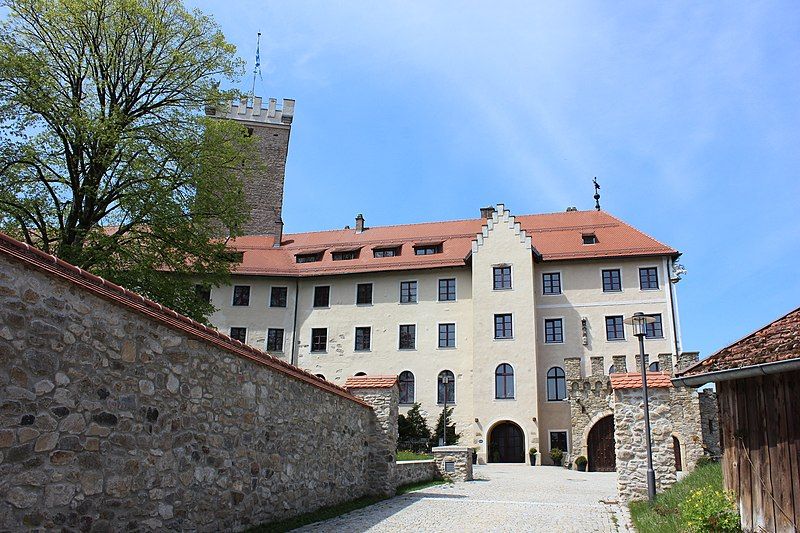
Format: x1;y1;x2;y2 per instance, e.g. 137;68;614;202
430;406;461;448
0;0;254;321
398;403;432;452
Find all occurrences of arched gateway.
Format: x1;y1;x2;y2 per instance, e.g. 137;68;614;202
488;421;525;463
587;415;616;472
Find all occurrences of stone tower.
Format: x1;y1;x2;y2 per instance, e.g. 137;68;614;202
206;96;294;243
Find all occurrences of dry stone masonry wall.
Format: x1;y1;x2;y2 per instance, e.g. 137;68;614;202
0;252;384;532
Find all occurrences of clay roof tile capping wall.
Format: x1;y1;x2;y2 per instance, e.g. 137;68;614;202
344;376;399;389
610;372;674;390
0;232;369;408
230;209;678;277
677;306;800;378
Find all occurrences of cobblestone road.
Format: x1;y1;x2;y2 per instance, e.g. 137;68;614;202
297;464;632;532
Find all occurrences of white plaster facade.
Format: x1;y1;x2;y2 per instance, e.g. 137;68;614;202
208;205;683;465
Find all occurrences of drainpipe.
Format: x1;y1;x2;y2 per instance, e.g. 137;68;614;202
668;258;683;357
291;278;300;367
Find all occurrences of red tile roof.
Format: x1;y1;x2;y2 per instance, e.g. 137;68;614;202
610;372;674;390
677;307;800;378
344;375;399;389
230;209;678;277
0;232;369;409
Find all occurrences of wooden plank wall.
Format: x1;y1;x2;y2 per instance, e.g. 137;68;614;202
719;369;800;533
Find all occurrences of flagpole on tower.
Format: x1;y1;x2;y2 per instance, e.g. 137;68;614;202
250;31;262;102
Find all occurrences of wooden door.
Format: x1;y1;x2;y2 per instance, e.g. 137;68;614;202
489;422;524;463
588;415;616;472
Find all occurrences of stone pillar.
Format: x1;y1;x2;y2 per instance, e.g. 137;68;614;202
612;355;627;374
675;352;700;374
657;353;674;375
432;446;473;482
564;357;582;380
345;376;399;497
634;353;653;372
590;356;604;377
613;384;677;502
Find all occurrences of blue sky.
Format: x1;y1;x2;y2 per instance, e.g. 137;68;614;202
191;1;800;358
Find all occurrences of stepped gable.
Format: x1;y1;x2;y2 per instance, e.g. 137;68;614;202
0;231;367;408
230;209;678;277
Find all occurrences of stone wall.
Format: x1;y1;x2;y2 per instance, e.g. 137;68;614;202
668;387;704;472
565;357;614;464
698;390;721;458
614;387;677;502
0;246;387;532
432;446;473;482
394;460;438;488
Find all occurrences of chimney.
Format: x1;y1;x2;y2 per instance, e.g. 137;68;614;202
480;206;496;219
272;218;283;248
355;214;365;233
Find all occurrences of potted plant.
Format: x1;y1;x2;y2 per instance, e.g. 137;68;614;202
529;447;537;466
550;447;564;466
575;455;588;472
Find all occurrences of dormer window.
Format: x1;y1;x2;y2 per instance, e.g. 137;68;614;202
332;250;359;261
414;243;443;255
582;233;598;245
374;246;400;258
296;252;322;263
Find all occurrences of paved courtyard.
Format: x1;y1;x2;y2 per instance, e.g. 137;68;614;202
298;464;632;532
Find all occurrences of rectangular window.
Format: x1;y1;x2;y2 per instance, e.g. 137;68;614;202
645;314;664;339
639;267;659;290
266;328;284;352
414;244;442;255
354;327;371;351
606;315;625;340
232;285;250;306
493;266;512;290
400;281;417;303
494;314;513;339
332;250;359;261
270;286;288;308
438;323;456;348
356;283;373;305
582;233;598;245
602;269;622;292
194;284;211;303
229;327;247;343
550;431;568;453
544;318;563;343
373;247;400;258
296;253;321;263
438;278;456;301
313;286;330;308
542;273;561;295
310;328;327;352
399;325;416;350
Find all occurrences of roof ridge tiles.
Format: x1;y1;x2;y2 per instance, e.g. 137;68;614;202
0;231;369;409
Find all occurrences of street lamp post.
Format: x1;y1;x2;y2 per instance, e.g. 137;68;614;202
625;312;658;502
440;375;451;446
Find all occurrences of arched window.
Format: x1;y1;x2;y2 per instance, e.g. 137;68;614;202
495;364;514;399
648;361;660;372
315;374;326;380
354;371;367;376
399;371;415;404
546;367;566;401
437;370;455;404
608;365;616;375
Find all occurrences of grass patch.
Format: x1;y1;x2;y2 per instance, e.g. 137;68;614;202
396;450;433;461
248;479;447;532
396;478;448;495
629;463;725;533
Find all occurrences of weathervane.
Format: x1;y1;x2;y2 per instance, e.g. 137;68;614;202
593;177;601;211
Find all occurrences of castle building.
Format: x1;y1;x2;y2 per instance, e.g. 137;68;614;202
205;96;710;468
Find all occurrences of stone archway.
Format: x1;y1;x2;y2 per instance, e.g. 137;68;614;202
488;421;525;463
587;415;616;472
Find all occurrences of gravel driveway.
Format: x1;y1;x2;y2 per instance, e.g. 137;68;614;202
297;464;632;532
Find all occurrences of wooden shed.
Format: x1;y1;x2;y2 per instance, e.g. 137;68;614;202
674;307;800;533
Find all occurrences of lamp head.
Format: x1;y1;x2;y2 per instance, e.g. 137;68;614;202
624;311;657;337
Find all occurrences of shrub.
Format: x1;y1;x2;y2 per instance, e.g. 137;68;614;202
429;406;461;448
398;403;431;452
680;487;741;533
550;447;564;462
575;455;588;467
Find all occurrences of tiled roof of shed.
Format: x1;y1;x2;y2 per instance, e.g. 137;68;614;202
610;372;674;389
0;232;369;408
677;306;800;378
344;376;399;389
231;209;678;277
